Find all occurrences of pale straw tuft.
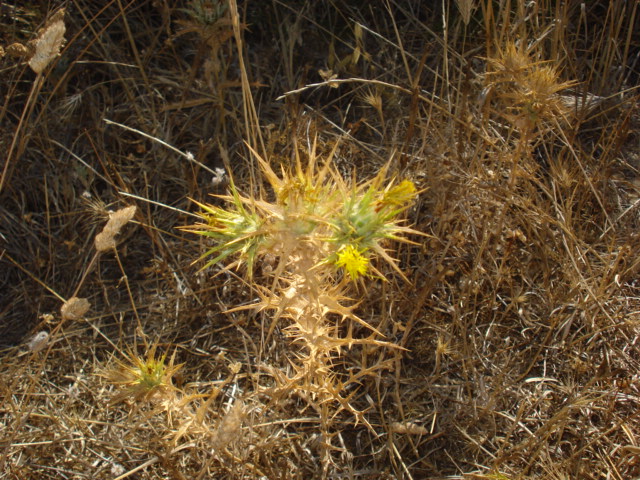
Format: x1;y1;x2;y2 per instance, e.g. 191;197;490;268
212;400;244;451
389;421;428;435
6;43;29;58
61;297;91;321
454;0;475;26
94;205;137;252
28;9;66;74
27;331;50;353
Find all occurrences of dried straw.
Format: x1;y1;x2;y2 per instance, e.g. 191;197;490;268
94;206;137;252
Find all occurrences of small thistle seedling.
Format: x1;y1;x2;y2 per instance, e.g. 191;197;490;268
182;0;229;26
104;344;183;405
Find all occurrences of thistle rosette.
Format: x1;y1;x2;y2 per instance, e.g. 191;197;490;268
104;344;183;404
182;149;421;419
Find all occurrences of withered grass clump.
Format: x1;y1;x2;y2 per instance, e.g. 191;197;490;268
0;1;639;479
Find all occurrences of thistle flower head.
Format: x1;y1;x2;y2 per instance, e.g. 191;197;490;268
335;244;370;280
380;180;418;209
330;175;417;253
182;183;267;274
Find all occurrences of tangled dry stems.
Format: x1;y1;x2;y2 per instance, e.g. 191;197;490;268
0;1;639;479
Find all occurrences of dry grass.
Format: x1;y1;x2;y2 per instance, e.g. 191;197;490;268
1;0;639;479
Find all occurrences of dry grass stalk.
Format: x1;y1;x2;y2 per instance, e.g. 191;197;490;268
0;9;67;194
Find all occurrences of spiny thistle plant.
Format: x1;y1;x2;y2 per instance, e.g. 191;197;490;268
176;0;233;86
103;344;183;405
481;40;580;211
484;41;578;138
182;0;229;26
183;140;419;416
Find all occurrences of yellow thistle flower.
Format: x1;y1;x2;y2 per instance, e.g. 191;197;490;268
335;245;370;280
381;180;417;208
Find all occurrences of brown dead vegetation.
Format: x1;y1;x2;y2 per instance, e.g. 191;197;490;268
1;1;639;479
